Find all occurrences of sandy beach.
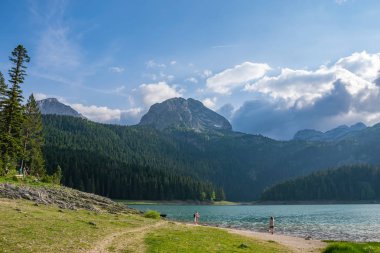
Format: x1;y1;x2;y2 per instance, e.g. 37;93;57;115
182;222;327;253
227;228;327;253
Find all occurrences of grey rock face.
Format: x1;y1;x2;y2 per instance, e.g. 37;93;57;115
37;98;85;118
139;97;232;132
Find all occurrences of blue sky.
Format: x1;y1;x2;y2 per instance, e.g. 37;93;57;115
1;0;380;139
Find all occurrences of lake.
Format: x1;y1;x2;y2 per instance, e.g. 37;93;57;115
128;204;380;242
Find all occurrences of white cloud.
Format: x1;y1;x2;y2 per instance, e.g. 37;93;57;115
109;66;125;73
70;102;142;124
335;51;380;81
35;26;81;71
170;60;177;65
139;81;182;106
146;60;166;68
33;92;48;100
202;97;217;109
186;77;198;83
71;104;122;122
244;53;379;109
202;69;212;78
207;62;271;94
230;51;380;139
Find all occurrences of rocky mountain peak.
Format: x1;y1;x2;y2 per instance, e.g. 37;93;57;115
139;97;232;132
37;98;85;118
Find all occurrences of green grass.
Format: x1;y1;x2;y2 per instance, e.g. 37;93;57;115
145;223;292;253
0;175;55;187
323;242;380;253
0;198;155;253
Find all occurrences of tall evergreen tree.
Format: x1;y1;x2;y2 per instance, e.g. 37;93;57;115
21;94;45;177
0;71;7;110
0;72;7;174
1;45;30;172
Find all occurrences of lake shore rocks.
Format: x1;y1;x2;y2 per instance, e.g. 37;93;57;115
0;183;139;214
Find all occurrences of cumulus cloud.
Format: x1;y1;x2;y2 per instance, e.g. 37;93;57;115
207;62;271;94
139;81;182;106
33;92;48;100
109;66;125;73
70;103;142;124
202;97;217;109
230;51;380;139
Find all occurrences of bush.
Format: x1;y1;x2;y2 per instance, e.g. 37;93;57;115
144;210;161;219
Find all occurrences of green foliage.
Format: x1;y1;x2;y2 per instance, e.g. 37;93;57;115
42;115;224;201
52;165;62;184
21;94;46;177
1;45;30;169
261;165;380;201
323;242;380;253
144;210;161;219
0;45;48;181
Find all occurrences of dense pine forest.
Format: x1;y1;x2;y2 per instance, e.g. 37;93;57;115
261;165;380;201
42;111;380;201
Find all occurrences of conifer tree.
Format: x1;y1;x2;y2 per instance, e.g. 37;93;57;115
21;94;45;177
1;45;30;172
0;72;7;174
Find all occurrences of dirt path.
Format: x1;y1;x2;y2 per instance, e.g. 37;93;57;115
227;228;327;253
87;221;165;253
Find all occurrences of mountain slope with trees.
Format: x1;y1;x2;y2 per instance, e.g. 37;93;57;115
42;111;380;201
261;165;380;201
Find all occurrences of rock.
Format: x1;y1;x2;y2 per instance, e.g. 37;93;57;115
139;98;232;132
238;243;249;249
88;221;96;226
0;183;138;214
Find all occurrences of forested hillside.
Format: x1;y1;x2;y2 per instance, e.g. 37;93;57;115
261;165;380;201
42;115;225;201
43;114;380;201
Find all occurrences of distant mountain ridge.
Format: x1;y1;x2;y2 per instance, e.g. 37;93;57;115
139;97;232;132
293;122;367;141
37;98;85;118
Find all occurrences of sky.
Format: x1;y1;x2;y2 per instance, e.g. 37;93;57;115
1;0;380;139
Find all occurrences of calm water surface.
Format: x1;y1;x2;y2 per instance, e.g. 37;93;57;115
129;204;380;242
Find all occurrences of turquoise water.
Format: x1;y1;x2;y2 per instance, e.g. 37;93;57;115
129;204;380;242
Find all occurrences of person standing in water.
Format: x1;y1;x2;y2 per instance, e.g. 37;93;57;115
269;216;275;234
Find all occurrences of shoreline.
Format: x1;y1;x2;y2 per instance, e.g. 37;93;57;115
179;221;327;253
121;199;380;206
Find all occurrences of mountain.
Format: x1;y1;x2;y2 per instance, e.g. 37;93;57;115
37;98;85;118
42;109;380;201
261;165;380;201
293;122;367;141
139;97;232;132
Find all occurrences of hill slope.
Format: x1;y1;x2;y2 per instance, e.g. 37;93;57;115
261;165;380;201
42;113;380;201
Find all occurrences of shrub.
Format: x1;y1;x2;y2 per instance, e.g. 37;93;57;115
144;210;161;219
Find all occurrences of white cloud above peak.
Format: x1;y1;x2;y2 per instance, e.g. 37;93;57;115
139;81;182;106
206;62;271;94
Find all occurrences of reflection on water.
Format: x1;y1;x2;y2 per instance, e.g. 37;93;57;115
128;204;380;242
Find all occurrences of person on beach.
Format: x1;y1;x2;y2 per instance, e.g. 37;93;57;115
194;211;200;224
269;216;275;234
